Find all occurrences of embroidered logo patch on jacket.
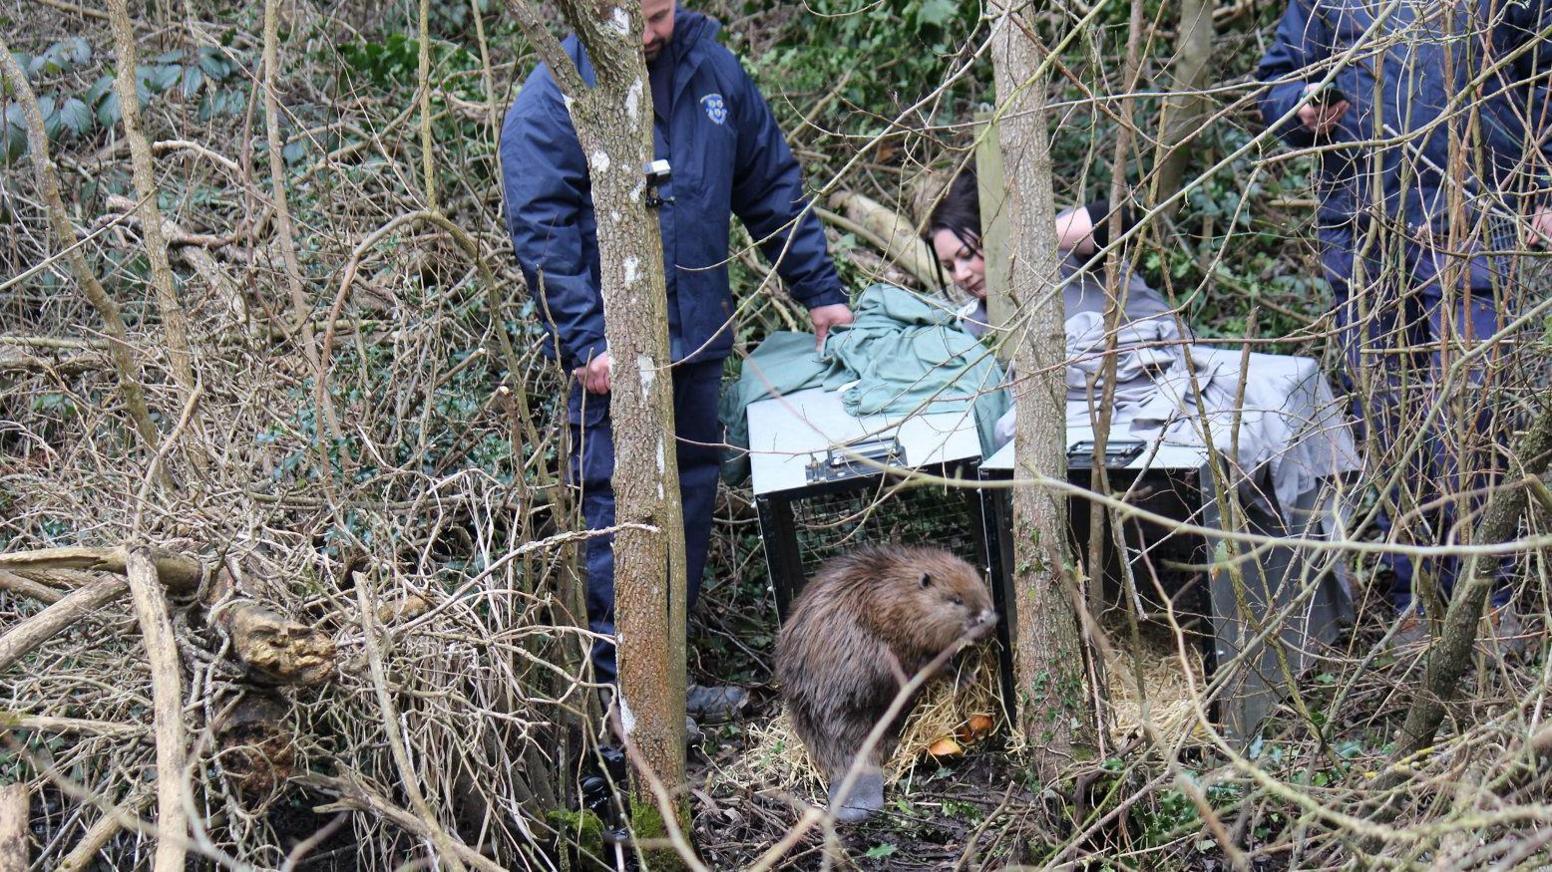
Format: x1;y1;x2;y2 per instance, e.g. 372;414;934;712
700;93;727;125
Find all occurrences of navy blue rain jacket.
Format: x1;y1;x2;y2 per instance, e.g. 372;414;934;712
501;11;846;369
1257;0;1552;226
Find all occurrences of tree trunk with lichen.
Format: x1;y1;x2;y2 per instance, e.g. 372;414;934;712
989;3;1098;780
503;0;689;827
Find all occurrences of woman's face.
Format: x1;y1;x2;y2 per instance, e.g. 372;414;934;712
931;228;986;300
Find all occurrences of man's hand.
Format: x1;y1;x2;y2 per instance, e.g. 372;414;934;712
1531;209;1552;248
809;303;854;350
574;351;612;395
1297;84;1349;137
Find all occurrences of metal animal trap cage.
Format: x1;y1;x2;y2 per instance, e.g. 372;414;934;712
978;348;1357;740
744;388;987;619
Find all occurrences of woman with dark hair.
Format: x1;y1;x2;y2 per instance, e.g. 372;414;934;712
924;170;1172;337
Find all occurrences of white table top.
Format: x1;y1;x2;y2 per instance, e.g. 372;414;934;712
746;387;983;496
980;423;1211;475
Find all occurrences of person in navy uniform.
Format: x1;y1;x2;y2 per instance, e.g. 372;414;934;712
1257;0;1552;642
501;0;853;713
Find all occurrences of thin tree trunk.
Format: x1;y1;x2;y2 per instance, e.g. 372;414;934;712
1152;0;1214;210
1391;402;1552;766
106;0;201;425
0;39;162;456
989;4;1099;777
502;0;689;828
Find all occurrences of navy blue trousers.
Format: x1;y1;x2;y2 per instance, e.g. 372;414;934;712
567;357;722;682
1319;221;1512;610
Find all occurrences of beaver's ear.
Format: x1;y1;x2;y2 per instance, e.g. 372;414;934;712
919;572;933;588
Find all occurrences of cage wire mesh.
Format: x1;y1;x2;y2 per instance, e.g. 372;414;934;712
787;476;983;581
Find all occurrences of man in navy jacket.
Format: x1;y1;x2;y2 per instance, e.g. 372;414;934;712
501;0;852;693
1257;1;1552;633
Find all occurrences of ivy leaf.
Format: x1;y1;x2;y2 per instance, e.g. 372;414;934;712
42;111;62;141
282;140;305;164
59;97;91;137
863;843;897;859
2;126;24;163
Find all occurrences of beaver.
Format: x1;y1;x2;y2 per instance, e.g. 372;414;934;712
775;545;997;823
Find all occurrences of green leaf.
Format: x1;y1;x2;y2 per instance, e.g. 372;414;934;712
65;37;91;66
3;126;25;164
59;97;91;136
84;75;113;107
96;89;121;127
37;95;61;139
863;843;897;859
180;65;204;99
149;64;182;92
914;0;957;27
197;48;231;80
282;140;305;164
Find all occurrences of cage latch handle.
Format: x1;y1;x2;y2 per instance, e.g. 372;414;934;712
806;437;905;483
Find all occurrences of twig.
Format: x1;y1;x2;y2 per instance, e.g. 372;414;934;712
351;572;470;871
279;811;350;872
57;790;155;872
0;715;146;738
300;773;501;872
33;0;108;19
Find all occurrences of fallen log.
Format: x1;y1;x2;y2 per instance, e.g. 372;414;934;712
0;548;201;594
0;570;65;605
0;343;104;375
826;190;944;290
0;577;127;672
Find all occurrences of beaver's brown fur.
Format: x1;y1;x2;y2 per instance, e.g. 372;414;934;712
775;545;996;784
